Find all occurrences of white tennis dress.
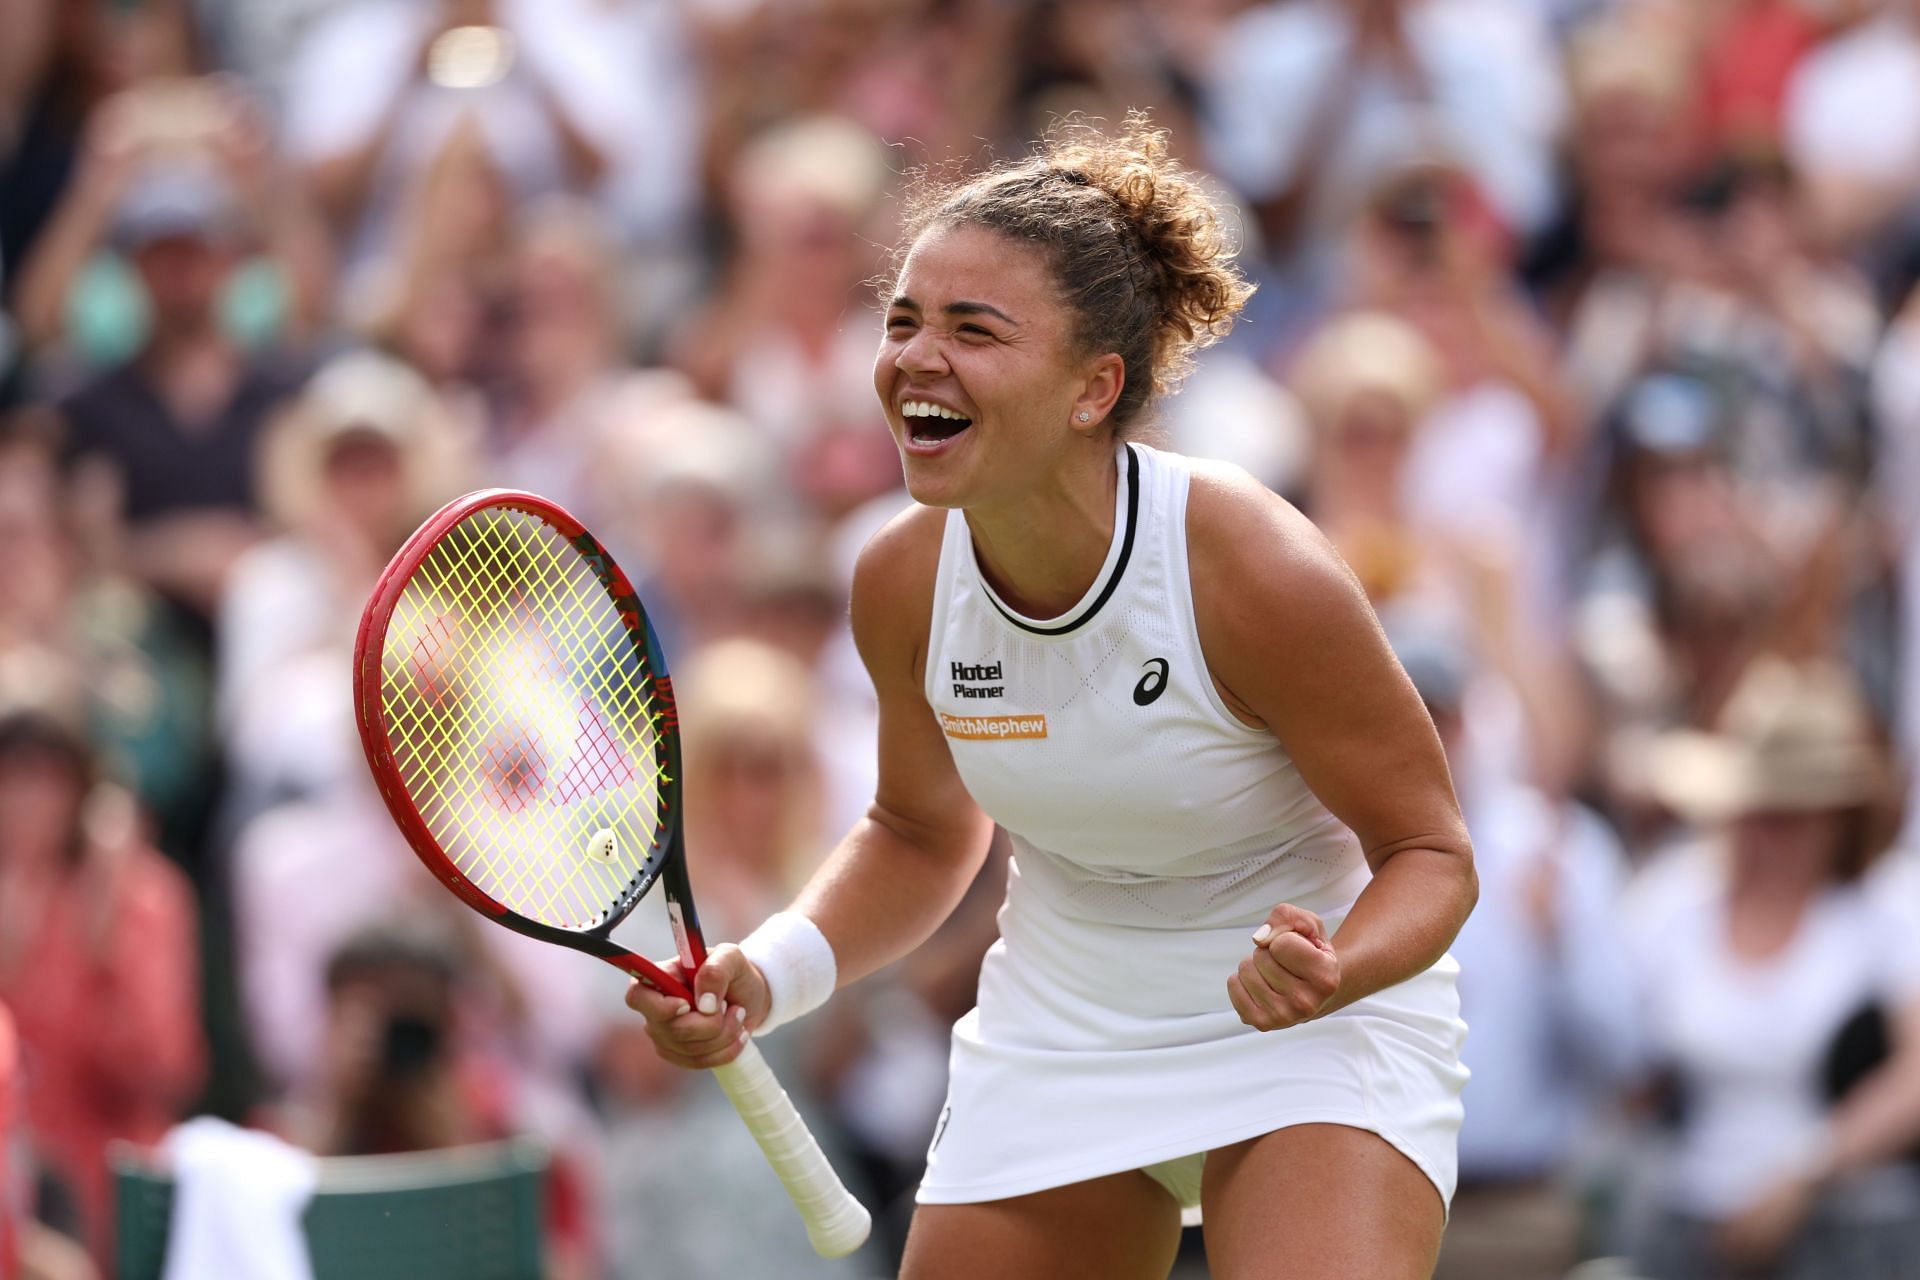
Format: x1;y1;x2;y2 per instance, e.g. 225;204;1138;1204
915;442;1468;1211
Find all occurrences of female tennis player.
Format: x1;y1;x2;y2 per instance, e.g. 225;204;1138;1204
628;117;1475;1279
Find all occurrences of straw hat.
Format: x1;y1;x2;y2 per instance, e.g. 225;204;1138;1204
1643;657;1884;823
258;350;471;532
1288;312;1445;433
0;649;97;793
1566;18;1691;115
731;115;891;224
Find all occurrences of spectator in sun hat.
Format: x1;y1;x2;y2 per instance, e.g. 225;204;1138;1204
215;348;475;822
1526;12;1695;349
584;395;778;659
1613;656;1920;1280
1289;310;1448;610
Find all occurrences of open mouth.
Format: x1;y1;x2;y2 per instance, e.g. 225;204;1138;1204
902;401;973;446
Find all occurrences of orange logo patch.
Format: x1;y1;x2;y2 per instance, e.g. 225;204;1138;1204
939;713;1048;741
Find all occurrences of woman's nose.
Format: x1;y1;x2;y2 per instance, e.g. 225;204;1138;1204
895;328;949;378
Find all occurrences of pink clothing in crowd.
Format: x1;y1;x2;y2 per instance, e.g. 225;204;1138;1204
0;847;205;1258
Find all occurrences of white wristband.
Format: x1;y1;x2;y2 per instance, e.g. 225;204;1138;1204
738;911;837;1037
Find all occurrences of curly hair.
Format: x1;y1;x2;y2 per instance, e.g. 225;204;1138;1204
889;113;1254;434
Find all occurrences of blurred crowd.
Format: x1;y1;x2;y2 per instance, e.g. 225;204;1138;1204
2;0;1920;1277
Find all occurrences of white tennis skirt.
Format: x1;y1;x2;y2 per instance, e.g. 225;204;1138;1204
916;863;1468;1211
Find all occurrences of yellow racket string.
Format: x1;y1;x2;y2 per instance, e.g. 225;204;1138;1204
377;507;671;929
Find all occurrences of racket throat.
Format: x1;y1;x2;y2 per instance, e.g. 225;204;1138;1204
668;900;706;972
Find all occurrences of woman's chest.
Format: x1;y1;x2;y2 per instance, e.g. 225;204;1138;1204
1659;895;1885;1084
924;611;1304;864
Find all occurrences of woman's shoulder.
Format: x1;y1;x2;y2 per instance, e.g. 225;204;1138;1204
848;502;948;675
850;502;946;596
1619;838;1727;947
1831;865;1920;990
1183;454;1329;568
1633;836;1730;894
1181;454;1366;637
85;835;200;941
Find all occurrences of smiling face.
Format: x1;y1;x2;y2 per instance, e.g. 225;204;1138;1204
874;223;1118;511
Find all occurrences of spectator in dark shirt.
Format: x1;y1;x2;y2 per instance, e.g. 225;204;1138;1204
56;159;306;626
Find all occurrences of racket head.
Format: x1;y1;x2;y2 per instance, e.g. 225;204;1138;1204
353;489;699;991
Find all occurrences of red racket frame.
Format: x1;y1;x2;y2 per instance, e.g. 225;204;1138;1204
353;488;703;1003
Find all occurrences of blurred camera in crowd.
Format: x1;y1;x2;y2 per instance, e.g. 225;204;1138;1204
315;920;479;1157
1372;166;1454;269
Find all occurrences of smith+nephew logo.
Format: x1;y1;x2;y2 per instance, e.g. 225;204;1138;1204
939;712;1047;741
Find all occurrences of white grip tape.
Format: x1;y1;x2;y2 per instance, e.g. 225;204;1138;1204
713;1039;872;1258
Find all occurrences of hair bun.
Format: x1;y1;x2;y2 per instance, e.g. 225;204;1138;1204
1046;115;1252;374
892;112;1254;431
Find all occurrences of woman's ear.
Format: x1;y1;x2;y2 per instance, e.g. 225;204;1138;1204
1070;353;1126;434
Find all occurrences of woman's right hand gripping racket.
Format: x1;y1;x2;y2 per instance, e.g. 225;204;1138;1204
351;488;871;1259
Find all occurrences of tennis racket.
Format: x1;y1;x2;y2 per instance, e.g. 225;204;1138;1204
351;488;871;1259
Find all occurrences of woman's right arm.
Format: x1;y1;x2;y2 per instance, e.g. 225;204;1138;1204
626;508;995;1068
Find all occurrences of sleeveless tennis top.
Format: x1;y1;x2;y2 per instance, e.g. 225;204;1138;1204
913;443;1466;1211
924;442;1369;937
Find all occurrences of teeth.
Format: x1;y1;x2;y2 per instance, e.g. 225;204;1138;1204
902;400;968;420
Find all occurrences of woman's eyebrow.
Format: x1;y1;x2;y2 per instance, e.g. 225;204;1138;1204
889;295;1018;326
944;300;1017;325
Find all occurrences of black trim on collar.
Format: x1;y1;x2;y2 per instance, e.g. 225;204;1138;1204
981;445;1140;637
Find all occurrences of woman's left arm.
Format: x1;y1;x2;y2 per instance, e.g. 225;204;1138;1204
1811;995;1920;1176
1718;993;1920;1265
1188;465;1476;1028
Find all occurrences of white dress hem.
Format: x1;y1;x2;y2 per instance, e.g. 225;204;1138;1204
916;1105;1450;1213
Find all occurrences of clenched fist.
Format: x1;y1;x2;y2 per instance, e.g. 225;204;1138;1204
1228;903;1340;1031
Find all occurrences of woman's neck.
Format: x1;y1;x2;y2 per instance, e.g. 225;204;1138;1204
1729;846;1828;904
1314;470;1403;528
1724;849;1828;963
963;442;1120;620
516;340;607;423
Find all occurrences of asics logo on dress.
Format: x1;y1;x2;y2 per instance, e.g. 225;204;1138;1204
951;660;1004;699
1133;658;1170;706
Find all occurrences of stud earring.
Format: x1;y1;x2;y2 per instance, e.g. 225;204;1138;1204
1077;411;1090;422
